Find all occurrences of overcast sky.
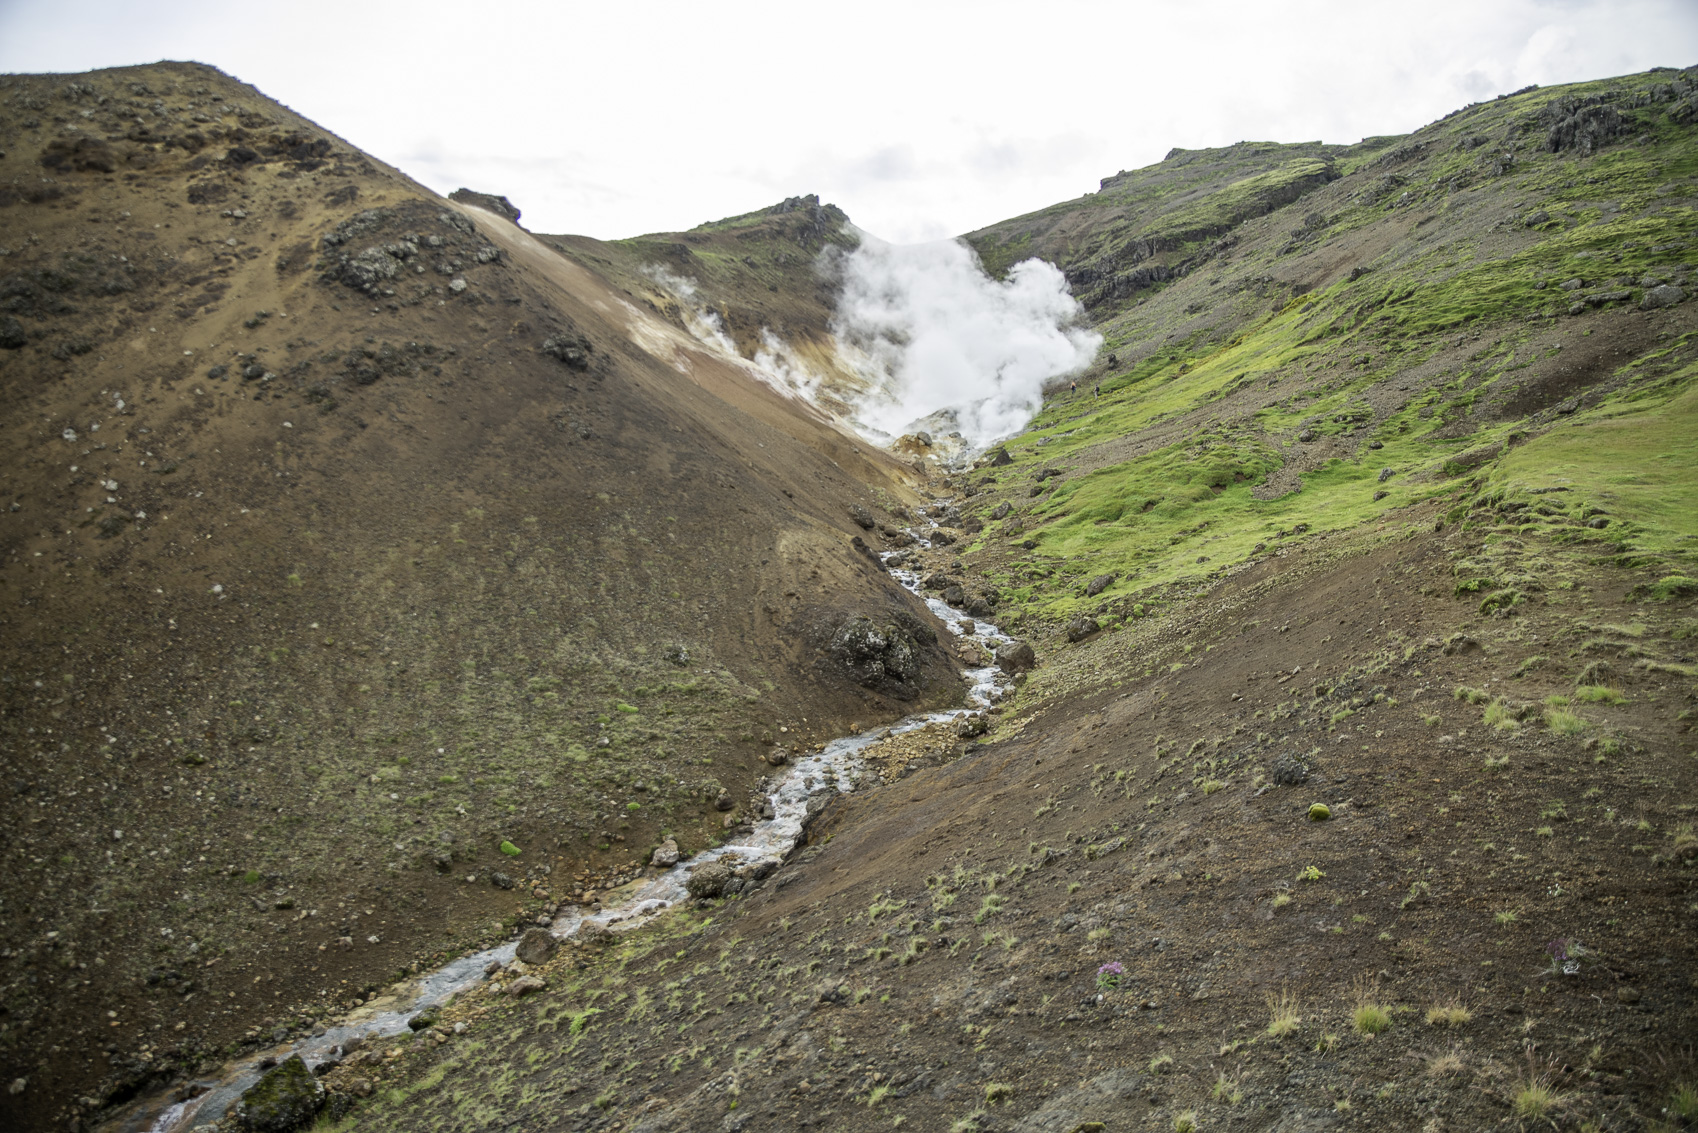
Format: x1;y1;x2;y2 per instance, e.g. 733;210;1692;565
3;0;1695;243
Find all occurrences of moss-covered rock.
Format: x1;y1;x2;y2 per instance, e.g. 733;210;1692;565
236;1055;324;1132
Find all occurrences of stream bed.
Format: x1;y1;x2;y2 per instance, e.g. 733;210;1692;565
112;533;1011;1133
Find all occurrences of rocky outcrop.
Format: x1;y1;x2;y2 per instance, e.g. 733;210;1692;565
829;616;922;693
449;188;521;223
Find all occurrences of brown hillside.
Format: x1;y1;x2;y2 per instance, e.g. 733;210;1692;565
0;61;959;1127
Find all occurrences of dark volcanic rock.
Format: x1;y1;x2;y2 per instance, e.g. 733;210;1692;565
237;1055;324;1132
829;616;921;692
1066;617;1101;643
685;860;734;899
515;928;559;966
1085;573;1115;597
449;188;521;223
995;640;1037;673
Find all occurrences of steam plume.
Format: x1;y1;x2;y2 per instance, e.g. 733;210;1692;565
830;234;1100;449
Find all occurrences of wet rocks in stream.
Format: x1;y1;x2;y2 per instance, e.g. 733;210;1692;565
684;860;734;899
236;1055;324;1132
514;928;558;966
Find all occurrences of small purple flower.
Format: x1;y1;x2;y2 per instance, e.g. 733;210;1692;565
1545;938;1569;963
1095;961;1125;991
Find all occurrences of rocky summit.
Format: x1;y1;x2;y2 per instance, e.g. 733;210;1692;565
2;59;1697;1133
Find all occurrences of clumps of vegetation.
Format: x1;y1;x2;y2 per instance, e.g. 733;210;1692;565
1643;575;1698;602
1266;988;1302;1037
1484;698;1523;731
1308;803;1331;821
1454;685;1490;705
1545;706;1589;735
1425;996;1472;1027
1573;685;1626;704
1096;961;1125;991
1298;865;1324;882
1351;979;1393;1036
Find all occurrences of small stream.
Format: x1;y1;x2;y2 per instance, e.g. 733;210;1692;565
114;524;1010;1133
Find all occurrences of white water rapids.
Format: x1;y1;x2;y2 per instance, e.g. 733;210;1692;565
116;518;1013;1133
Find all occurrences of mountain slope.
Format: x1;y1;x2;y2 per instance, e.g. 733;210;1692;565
0;61;960;1128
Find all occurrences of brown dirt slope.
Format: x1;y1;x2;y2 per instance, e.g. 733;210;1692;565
295;499;1698;1133
0;62;960;1128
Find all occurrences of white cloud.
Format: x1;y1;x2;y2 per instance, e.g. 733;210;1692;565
0;0;1693;242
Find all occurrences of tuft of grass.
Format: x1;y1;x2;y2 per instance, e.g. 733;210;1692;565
1669;1081;1698;1120
1425;997;1472;1027
1353;1002;1392;1035
1512;1080;1562;1120
1573;685;1626;704
1211;1071;1243;1105
1495;909;1519;926
1272;892;1293;909
1148;1052;1174;1074
1173;1110;1199;1133
984;1083;1014;1105
1426;1048;1466;1077
1266;988;1302;1037
1484;698;1521;731
1545;707;1589;735
1352;977;1392;1035
1454;685;1490;705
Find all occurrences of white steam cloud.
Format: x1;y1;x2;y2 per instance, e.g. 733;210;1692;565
831;235;1100;449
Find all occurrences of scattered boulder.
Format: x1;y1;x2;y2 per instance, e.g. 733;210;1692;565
1522;209;1550;227
942;585;966;607
685;860;734;899
1297;427;1318;443
995;640;1037;673
515;928;558;966
1066;617;1101;643
848;504;876;530
1378;467;1395;482
1271;755;1309;786
990;502;1013;521
1642;284;1686;310
577;923;615;948
541;333;592;370
406;1006;441;1032
0;316;26;350
651;839;681;868
955;714;989;738
505;975;546;998
1085;573;1115;597
984;446;1013;467
236;1055;324;1132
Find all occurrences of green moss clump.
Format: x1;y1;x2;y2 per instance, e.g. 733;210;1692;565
1308;803;1331;822
499;841;521;857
